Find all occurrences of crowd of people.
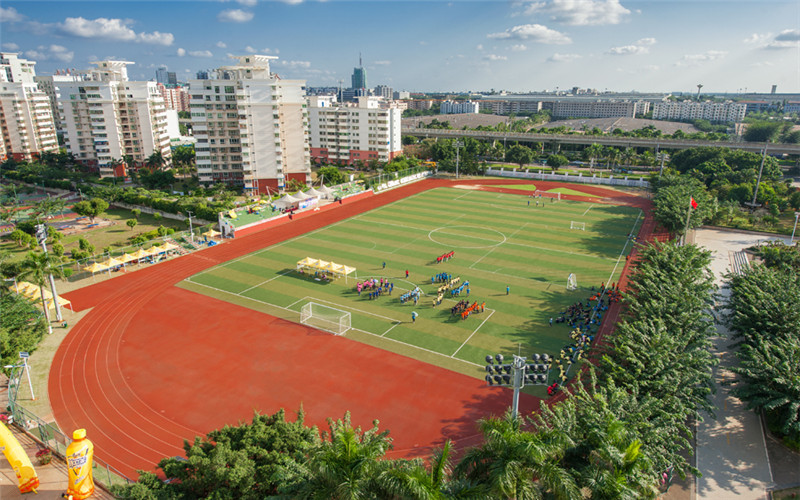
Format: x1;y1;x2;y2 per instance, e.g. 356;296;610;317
356;278;394;300
435;251;455;264
400;287;423;305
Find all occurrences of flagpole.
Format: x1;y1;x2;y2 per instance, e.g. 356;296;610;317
682;196;693;245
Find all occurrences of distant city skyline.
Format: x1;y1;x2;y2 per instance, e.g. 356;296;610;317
1;0;798;94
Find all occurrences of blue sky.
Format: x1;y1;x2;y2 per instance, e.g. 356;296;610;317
1;0;798;93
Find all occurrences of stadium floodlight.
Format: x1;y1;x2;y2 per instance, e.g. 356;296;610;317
792;212;800;244
484;353;550;420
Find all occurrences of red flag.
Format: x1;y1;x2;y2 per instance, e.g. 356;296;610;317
690;197;698;210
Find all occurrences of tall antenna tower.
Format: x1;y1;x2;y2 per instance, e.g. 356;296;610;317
359;52;362;67
696;83;703;99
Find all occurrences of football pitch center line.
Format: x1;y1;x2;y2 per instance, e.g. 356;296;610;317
181;280;482;369
451;310;495;358
582;204;594;216
469;222;528;269
389;213;466;255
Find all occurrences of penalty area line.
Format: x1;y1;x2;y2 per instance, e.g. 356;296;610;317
451;309;495;358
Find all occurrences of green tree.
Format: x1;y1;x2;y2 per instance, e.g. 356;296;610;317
72;198;109;223
145;150;166;170
172;145;195;169
283;412;406;499
505;144;535;168
652;176;716;234
126;219;138;231
8;229;27;247
546;154;569;169
583;143;604;172
743;121;782;142
454;410;580;500
33;197;66;220
131;208;141;219
0;292;47;370
317;166;345;186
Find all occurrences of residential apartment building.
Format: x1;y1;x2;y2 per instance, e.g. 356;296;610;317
158;83;190;113
0;53;58;161
55;60;172;177
550;100;648;119
785;101;800;114
374;85;393;99
155;66;177;85
652;101;746;123
479;99;543;114
188;55;310;193
440;100;480;114
307;95;402;166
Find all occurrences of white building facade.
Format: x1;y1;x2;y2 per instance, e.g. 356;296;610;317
0;53;58;161
652;101;746;123
55;60;171;177
188;55;310;193
440;100;480;114
307;95;402;166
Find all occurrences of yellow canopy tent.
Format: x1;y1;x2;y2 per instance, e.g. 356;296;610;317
119;253;138;263
10;281;39;297
160;242;179;252
296;257;319;268
83;262;109;274
11;282;73;312
101;257;125;268
228;210;237;219
147;245;165;255
203;229;221;238
130;247;151;260
294;258;356;282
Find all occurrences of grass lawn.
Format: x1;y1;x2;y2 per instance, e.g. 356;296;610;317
0;208;189;263
180;187;642;389
546;187;596;198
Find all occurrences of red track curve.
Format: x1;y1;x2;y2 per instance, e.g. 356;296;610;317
51;178;650;478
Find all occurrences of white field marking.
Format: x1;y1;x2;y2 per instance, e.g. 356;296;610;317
451;310;495;358
286;297;308;309
582;204;594;216
463;221;526;270
190;219;350;278
297;296;403;323
454;191;472;200
351;218;431;233
183;280;482;369
351;327;483;368
239;269;293;294
381;322;401;337
428;226;508;249
390;214;465;255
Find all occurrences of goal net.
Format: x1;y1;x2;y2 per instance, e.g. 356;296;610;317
300;302;351;335
570;221;585;231
534;190;561;201
567;273;578;291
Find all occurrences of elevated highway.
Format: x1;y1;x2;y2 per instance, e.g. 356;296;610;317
401;127;800;155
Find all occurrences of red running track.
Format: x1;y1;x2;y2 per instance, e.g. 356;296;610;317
51;178;646;479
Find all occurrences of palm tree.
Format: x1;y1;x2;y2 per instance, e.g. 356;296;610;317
18;250;66;326
145;151;165;171
583;143;604;174
292;413;405;499
382;440;488;499
454;410;580;500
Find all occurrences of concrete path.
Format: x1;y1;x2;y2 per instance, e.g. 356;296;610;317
693;228;783;500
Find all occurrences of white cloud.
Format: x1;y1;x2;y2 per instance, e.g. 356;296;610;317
2;42;20;51
743;32;771;44
608;44;648;55
511;44;528;51
643;64;659;71
177;48;186;57
775;29;800;41
476;44;484;51
373;60;391;66
547;52;580;62
525;0;631;26
21;44;74;63
484;54;508;61
237;0;258;5
216;41;228;48
218;9;254;23
608;37;656;55
487;24;571;44
277;60;311;68
57;17;174;45
419;41;429;46
189;50;214;58
245;46;274;54
278;0;304;4
0;6;24;22
245;46;257;54
676;50;727;66
764;29;800;49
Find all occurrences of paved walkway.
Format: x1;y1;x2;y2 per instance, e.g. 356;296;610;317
693;228;783;499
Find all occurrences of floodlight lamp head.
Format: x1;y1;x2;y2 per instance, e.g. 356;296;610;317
485;355;493;364
495;354;504;363
485;365;493;373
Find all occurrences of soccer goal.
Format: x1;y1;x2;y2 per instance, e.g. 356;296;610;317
534;190;561;201
570;221;586;231
300;302;352;336
567;273;578;291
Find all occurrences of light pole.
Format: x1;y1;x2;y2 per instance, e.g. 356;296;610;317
750;143;768;208
484;353;550;419
454;140;463;179
186;210;194;243
35;224;62;323
791;212;800;245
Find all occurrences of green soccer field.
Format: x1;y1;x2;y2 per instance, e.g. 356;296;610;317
180;187;642;381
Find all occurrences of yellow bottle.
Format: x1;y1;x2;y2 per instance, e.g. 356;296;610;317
65;429;94;499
